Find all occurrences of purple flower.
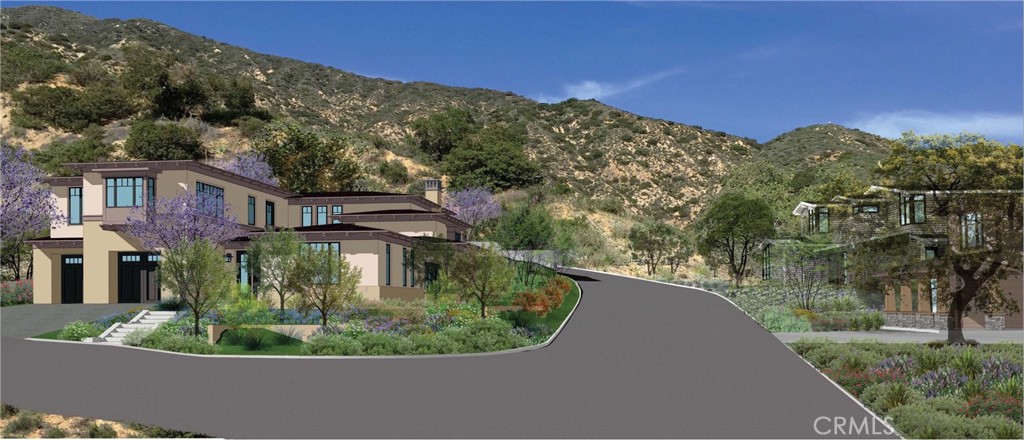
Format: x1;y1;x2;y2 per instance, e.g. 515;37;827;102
210;152;279;186
912;368;969;398
1;144;66;278
125;191;242;249
444;187;500;239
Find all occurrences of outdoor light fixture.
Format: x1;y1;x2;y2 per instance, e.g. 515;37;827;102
224;253;233;263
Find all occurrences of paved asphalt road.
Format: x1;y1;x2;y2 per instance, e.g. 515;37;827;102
1;303;140;338
1;270;893;438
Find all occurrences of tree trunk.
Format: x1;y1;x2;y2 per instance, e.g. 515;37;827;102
278;292;286;314
946;294;966;345
321;312;328;327
479;298;487;319
193;313;201;338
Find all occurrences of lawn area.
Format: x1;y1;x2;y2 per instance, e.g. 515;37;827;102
791;337;1023;439
32;329;62;340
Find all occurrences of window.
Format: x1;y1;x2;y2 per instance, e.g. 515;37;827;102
854;205;879;214
304;242;340;284
147;178;155;207
332;205;344;215
761;245;771;280
409;250;415;287
814;207;829;233
195;182;225;217
317;206;328;225
900;194;926;225
386;244;392;286
265;201;275;227
247;196;256;225
302;206;313;226
961;213;983;248
106;177;143;207
402;248;408;287
68;187;82;225
930;279;938;313
454;232;463;242
924;246;939;260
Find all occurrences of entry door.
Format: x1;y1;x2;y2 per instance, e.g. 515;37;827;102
61;255;84;303
118;253;160;303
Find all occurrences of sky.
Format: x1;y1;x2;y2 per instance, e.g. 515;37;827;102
7;1;1024;143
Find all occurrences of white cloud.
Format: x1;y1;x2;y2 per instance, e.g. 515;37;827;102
845;110;1023;142
536;67;685;103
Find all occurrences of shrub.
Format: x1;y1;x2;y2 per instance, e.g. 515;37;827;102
980;357;1023;387
877;382;923;412
218;297;277;326
804;343;852;368
408;333;464;354
1;403;18;419
58;321;102;341
440;318;529;353
42;425;67;438
915;349;943;375
873;355;916;376
378;160;409;184
123;120;204;160
86;422;118;438
0;280;32;306
123;328;153;347
0;41;67;91
951;349;983;379
141;328;220;354
822;367;905;397
838;353;872;372
302;334;365;356
789;336;833;356
994;376;1023;399
238;328;274;351
513;290;550;317
959;394;1023;423
12;85;136;132
2;411;42;437
356;332;415;355
973;415;1024;439
923;395;967;415
758;307;812;333
912;367;969;398
887;403;975;439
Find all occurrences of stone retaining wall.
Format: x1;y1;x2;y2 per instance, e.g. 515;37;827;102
884;312;1006;330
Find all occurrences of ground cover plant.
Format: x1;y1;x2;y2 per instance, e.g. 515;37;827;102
0;403;209;438
0;279;32;306
791;337;1023;439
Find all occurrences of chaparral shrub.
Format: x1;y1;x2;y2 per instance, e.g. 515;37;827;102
302;334;365;356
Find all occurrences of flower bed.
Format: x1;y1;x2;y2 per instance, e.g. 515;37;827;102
792;337;1024;439
0;280;32;306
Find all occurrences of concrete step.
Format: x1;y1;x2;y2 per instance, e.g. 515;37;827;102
119;323;153;329
138;319;169;324
147;311;178;316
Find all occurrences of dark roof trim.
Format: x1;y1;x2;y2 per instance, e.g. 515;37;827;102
290;193;441;211
42;176;84;187
334;211;471;229
26;238;84;249
65;161;299;198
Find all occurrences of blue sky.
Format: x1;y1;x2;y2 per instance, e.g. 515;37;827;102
8;1;1024;143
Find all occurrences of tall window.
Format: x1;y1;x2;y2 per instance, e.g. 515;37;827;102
930;279;938;313
815;207;829;233
266;201;275;227
147;178;155;207
247;196;256;225
961;213;983;248
68;187;82;225
761;244;771;280
106;177;143;207
409;250;415;287
317;206;328;225
402;248;408;287
302;206;313;226
900;194;926;225
332;205;344;215
305;242;340;284
386;244;392;286
195;182;225;217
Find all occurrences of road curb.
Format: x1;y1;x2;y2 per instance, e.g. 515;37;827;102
24;276;584;360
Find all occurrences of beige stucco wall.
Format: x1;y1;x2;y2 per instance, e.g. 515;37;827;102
157;170;291;228
81;222;147;303
31;247;81;304
49;186;84;239
352;220;446;238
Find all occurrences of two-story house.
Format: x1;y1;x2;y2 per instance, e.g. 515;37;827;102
27;160;469;305
770;186;1023;330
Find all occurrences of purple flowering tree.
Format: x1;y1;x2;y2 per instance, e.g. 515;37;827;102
444;187;501;240
211;151;279;186
1;143;65;279
125;191;242;250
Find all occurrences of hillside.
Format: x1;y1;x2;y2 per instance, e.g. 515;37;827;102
757;123;893;177
0;5;766;221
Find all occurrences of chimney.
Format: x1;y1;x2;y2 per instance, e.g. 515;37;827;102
424;179;443;206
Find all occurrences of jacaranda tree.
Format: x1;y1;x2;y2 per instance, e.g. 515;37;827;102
211;151;279;186
1;143;65;279
125;191;242;250
444;187;500;240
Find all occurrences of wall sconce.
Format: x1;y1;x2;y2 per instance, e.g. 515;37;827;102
224;253;233;263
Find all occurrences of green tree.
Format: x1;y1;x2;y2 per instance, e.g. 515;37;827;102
693;191;777;287
11;84;136;132
161;240;233;336
490;204;555;286
153;65;210;119
120;45;171;99
720;160;797;233
797;162;870;205
442;124;542;191
410;107;477;160
411;237;458;301
248;229;304;313
873;140;1023;344
0;40;67;92
32;127;113;176
628;219;677;276
449;247;516;318
123;121;205;160
252;122;362;192
292;246;362;326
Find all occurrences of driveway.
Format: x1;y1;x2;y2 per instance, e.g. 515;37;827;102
1;304;140;338
1;270;892;438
